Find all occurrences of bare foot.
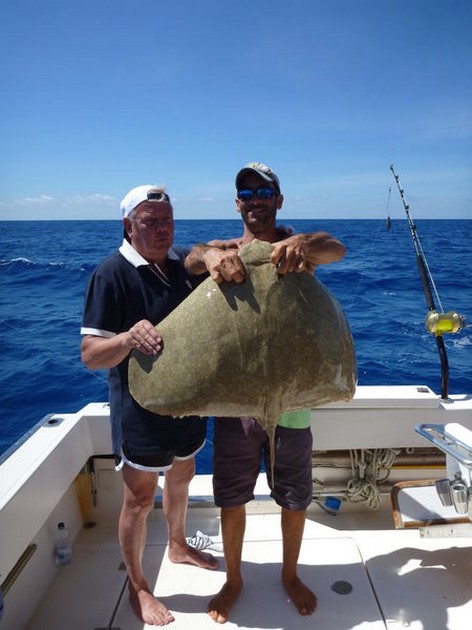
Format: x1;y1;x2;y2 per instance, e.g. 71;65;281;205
208;579;243;624
129;586;175;626
282;575;317;615
168;542;219;570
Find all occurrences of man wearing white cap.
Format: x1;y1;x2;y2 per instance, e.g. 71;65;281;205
186;162;346;623
81;185;218;626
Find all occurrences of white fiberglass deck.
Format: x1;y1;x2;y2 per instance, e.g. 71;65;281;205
3;393;472;630
25;505;472;630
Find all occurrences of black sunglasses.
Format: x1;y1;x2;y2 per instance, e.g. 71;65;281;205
147;191;170;202
237;187;276;201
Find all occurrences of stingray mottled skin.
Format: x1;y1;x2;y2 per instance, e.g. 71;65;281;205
129;239;356;448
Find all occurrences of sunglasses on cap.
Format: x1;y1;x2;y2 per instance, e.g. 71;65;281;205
147;191;170;202
236;187;276;201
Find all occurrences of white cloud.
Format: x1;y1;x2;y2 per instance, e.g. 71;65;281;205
197;196;215;203
16;195;56;205
9;193;117;207
63;194;116;205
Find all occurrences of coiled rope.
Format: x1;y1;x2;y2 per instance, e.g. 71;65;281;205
345;447;401;509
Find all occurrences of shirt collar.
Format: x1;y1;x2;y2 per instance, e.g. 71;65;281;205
119;239;179;269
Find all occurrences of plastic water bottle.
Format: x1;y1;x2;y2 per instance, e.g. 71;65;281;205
55;522;72;565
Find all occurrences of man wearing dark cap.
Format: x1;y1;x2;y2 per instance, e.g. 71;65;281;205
185;162;346;623
81;185;218;626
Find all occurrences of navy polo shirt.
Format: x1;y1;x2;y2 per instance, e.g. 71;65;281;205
81;240;206;460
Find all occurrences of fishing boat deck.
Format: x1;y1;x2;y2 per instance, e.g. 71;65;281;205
23;476;472;630
2;393;472;630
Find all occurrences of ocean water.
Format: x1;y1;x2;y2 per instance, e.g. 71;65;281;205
1;219;471;472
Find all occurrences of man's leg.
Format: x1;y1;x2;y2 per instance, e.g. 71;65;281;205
164;457;218;569
209;417;263;623
208;504;245;624
281;507;317;615
119;464;175;626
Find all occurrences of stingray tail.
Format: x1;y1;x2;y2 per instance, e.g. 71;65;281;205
256;401;281;489
267;421;277;488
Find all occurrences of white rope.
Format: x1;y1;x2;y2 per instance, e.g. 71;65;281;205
345;448;401;510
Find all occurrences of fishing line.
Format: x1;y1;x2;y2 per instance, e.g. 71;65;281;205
389;164;463;332
340;219;385;309
412;230;445;313
390;167;445;311
385;187;392;231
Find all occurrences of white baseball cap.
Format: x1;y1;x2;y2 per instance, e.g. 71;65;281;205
120;185;171;218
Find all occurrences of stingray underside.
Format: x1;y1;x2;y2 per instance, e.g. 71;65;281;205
128;239;357;431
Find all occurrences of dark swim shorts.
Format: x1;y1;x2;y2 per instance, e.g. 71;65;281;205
117;438;206;472
212;417;313;511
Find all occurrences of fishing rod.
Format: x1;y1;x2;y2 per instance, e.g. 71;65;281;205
389;164;464;400
385;187;392;231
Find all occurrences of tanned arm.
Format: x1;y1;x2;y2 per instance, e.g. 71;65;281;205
185;231;346;283
271;232;346;274
81;319;162;370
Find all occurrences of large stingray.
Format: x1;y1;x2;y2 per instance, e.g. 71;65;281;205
129;239;356;479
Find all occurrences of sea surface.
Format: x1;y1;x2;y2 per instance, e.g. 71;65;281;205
1;219;471;472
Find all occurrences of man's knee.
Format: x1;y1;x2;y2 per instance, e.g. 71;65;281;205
122;467;158;510
167;458;195;485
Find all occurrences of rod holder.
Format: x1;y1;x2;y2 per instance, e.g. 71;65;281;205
435;478;453;507
450;480;469;514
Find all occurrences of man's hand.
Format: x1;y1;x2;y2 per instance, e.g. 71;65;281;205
186;241;246;284
271;235;310;273
126;319;162;355
204;247;246;284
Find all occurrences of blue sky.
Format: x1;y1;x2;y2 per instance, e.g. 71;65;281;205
1;0;471;220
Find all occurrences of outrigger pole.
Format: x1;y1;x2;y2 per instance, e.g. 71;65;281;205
390;164;463;400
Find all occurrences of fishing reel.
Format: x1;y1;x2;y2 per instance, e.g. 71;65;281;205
425;310;465;335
